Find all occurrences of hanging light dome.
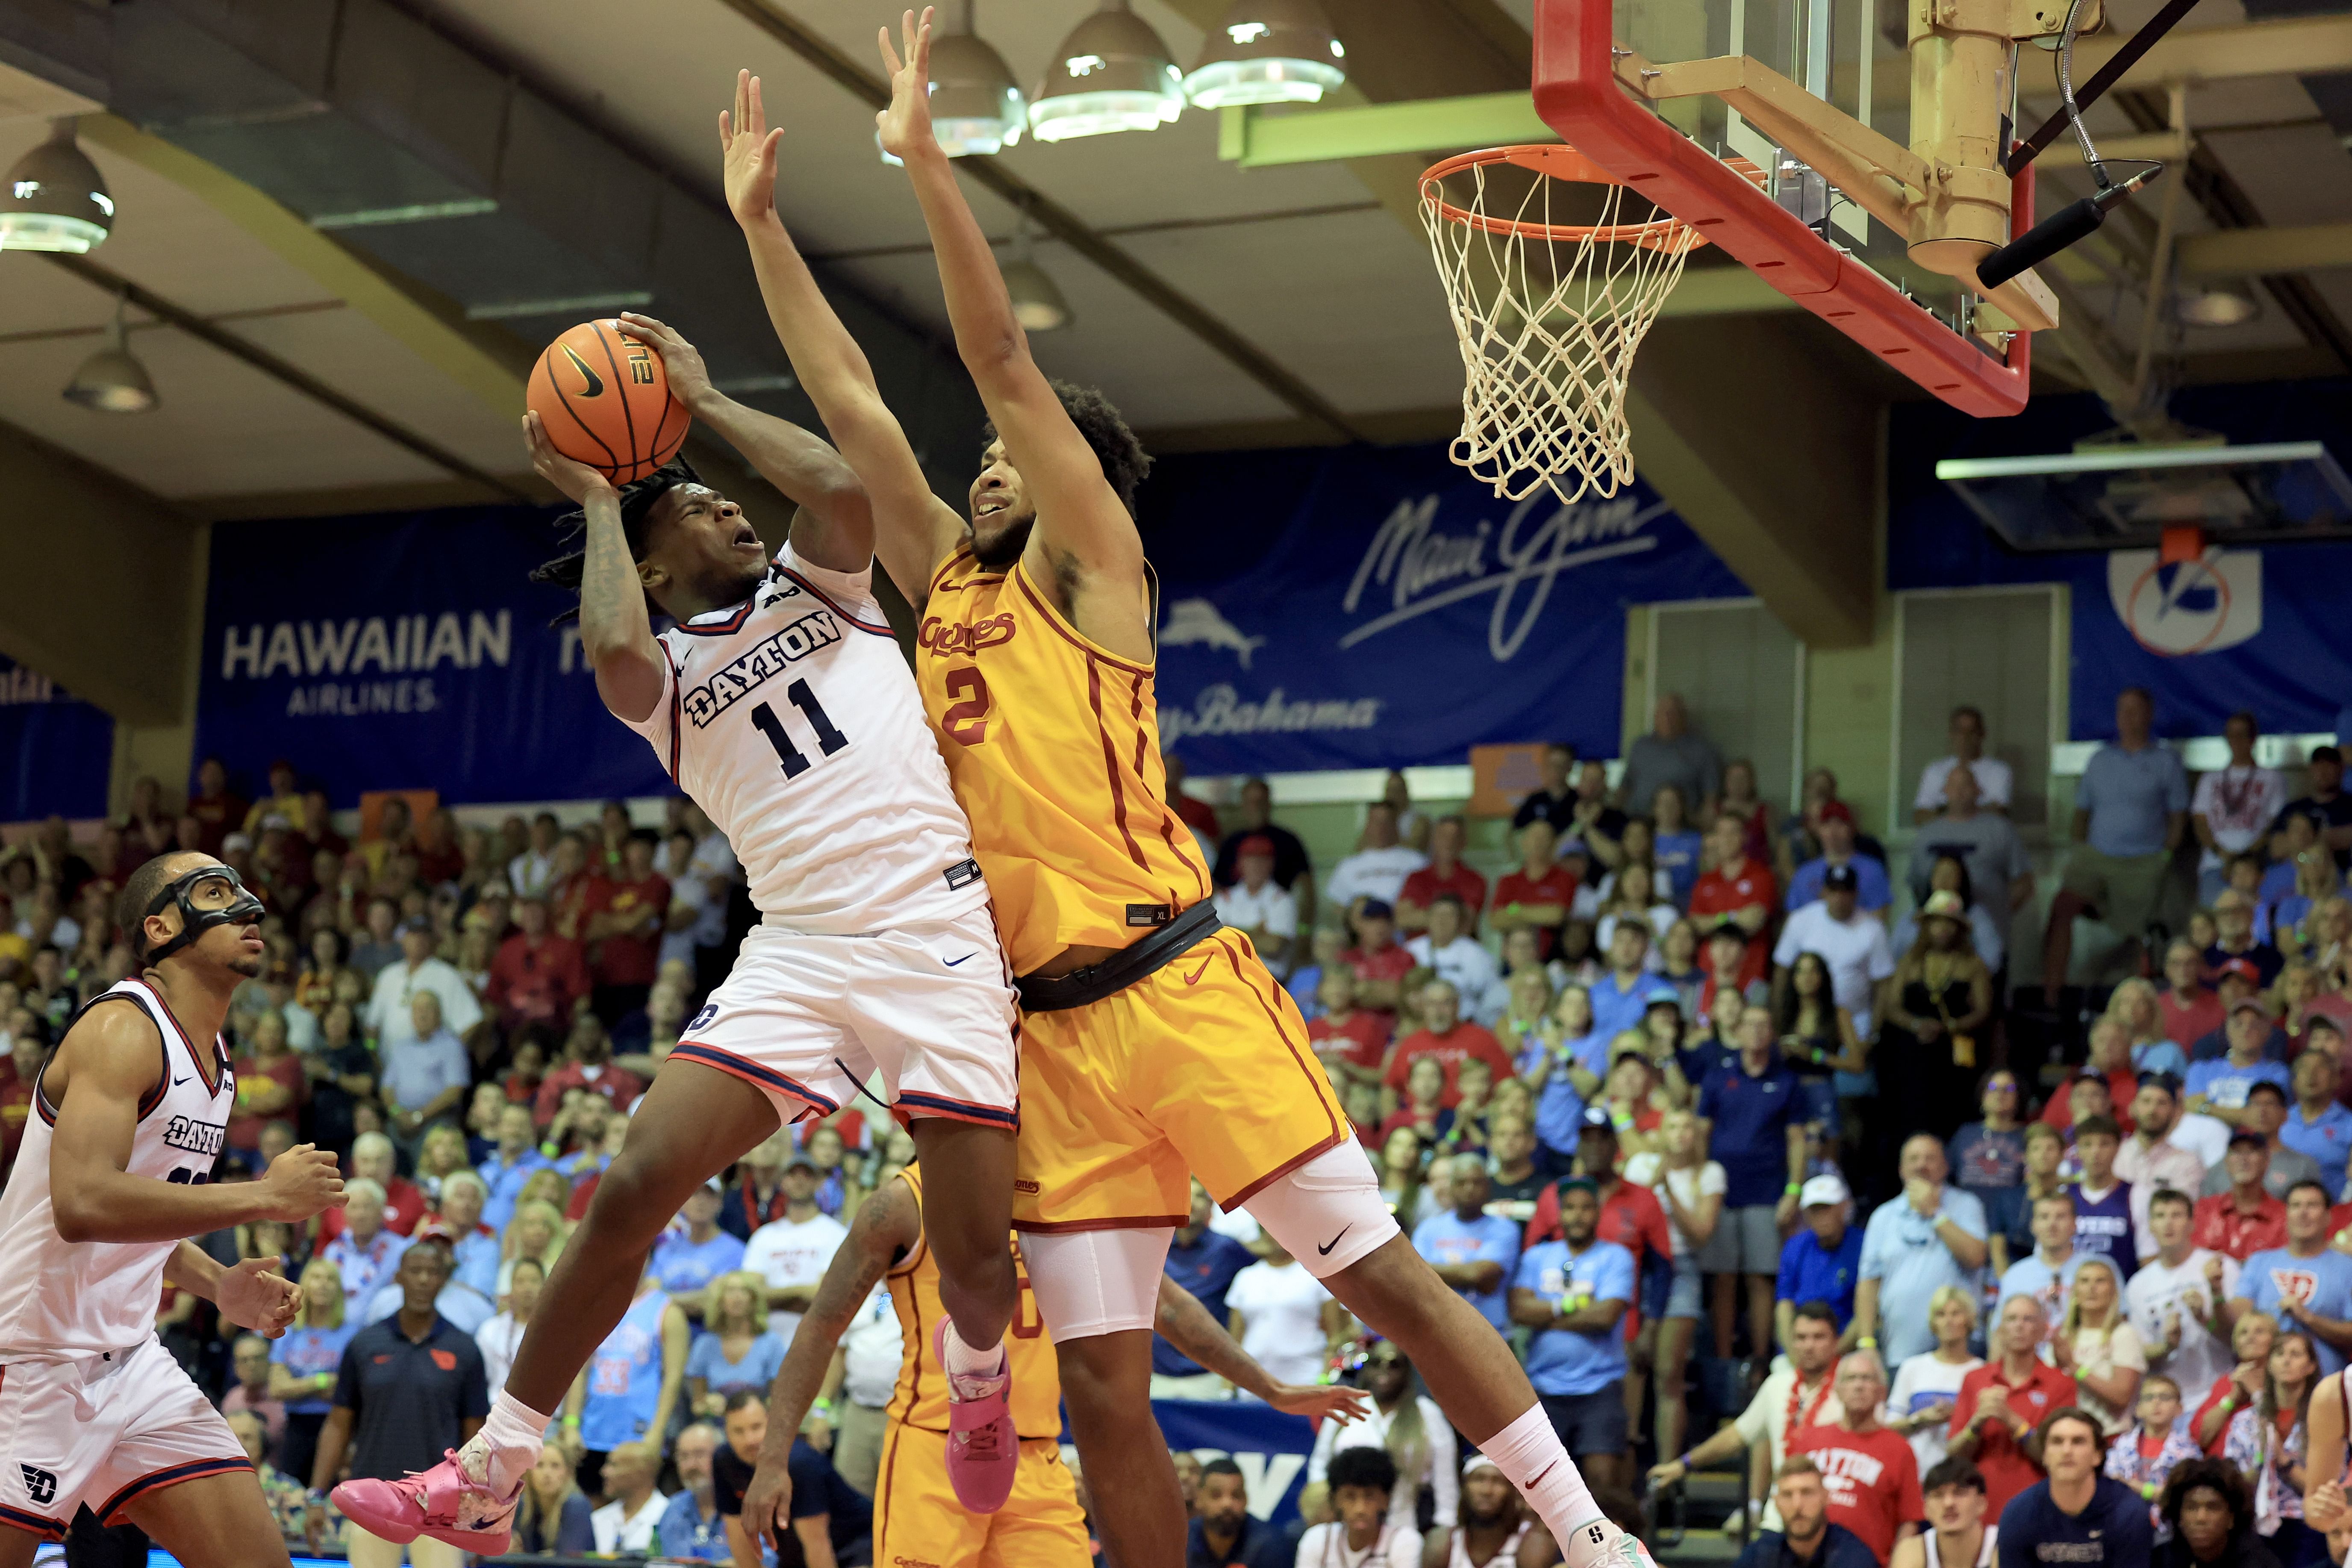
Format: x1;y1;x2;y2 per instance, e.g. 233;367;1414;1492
1029;1;1186;144
1183;0;1347;109
1003;218;1071;331
63;297;157;413
2178;286;2258;328
929;2;1027;156
0;119;114;254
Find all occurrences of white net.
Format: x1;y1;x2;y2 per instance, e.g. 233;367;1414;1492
1422;146;1701;504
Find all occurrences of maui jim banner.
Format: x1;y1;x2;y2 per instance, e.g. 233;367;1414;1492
1140;442;1747;774
193;506;670;806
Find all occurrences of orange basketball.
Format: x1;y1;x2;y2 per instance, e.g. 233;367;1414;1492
527;319;690;485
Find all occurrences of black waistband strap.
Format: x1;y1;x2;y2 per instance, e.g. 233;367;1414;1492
1014;901;1224;1013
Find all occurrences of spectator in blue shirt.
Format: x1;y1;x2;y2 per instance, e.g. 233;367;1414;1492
655;1422;731;1562
477;1100;554;1234
2186;1004;2296;1127
1734;1455;1882;1568
1185;1457;1289;1568
1413;1161;1524;1332
1510;1178;1637;1489
1851;1133;1993;1365
2283;1050;2352;1199
1994;1407;2152;1568
1589;923;1677;1043
2227;1180;2352;1377
1787;803;1894;913
1999;1191;2091;1332
1157;1178;1261;1397
2043;687;2190;1008
1698;1006;1811;1363
380;992;472;1163
1778;1173;1866;1346
652;1180;748;1297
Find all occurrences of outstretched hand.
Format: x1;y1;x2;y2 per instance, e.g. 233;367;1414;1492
1263;1381;1372;1424
523;410;615;504
720;68;784;226
876;7;937;161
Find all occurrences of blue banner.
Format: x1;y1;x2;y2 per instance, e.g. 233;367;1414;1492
0;655;114;823
1890;382;2352;739
1141;444;1748;774
1057;1398;1320;1525
192;506;671;806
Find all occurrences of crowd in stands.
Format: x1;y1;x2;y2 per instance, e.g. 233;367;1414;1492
4;683;2352;1565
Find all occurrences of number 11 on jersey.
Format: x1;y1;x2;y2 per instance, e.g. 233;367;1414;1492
750;680;851;779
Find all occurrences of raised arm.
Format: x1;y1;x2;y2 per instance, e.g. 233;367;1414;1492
740;1178;920;1555
47;1003;343;1243
613;312;873;577
718;71;960;601
1154;1276;1371;1423
524;412;665;724
879;12;1150;642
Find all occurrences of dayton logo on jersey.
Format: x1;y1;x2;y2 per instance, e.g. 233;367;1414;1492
680;609;845;728
164;1116;225;1158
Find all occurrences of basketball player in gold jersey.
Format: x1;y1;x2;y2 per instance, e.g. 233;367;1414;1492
716;22;1659;1567
735;1160;1366;1566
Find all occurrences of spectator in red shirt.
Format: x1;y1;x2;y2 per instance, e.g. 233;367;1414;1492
1689;814;1778;991
2038;1024;2137;1138
2191;1133;2289;1259
1384;980;1515;1109
1397;815;1490;936
1379;1056;1454;1147
489;892;592;1035
533;1013;648;1129
581;833;670;1026
185;755;248;857
317;1130;428;1244
1306;965;1389;1096
1492;820;1580;962
1698;919;1763;1019
1160;750;1220;846
1787;1352;1925;1565
1341;899;1416;1026
1949;1293;2079;1517
2161;939;2228;1051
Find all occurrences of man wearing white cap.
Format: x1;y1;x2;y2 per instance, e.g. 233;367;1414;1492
1777;1174;1866;1353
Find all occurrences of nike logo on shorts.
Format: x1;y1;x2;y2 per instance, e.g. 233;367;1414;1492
1183;958;1212;985
1318;1225;1351;1256
946;953;977;967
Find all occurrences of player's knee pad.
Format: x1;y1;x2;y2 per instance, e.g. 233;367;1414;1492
1016;1226;1172;1341
1242;1136;1398;1279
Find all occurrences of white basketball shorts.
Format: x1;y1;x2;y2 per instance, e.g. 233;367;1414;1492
668;906;1020;1131
0;1335;250;1540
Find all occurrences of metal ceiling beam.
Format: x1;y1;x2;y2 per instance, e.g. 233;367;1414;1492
43;251;531;501
709;0;1367;443
2072;15;2352;87
1217;89;1552;165
2178;222;2352;278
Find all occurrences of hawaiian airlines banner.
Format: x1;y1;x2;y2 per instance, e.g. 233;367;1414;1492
193;506;671;806
1888;387;2352;740
1140;442;1747;774
0;656;114;823
1058;1399;1321;1525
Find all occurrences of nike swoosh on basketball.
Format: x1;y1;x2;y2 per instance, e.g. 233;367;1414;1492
945;953;977;967
559;343;604;396
1317;1224;1351;1256
1183;957;1212;985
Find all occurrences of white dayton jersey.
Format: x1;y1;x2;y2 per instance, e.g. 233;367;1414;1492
622;543;988;935
0;979;234;1358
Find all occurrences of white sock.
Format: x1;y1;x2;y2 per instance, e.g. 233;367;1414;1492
941;1320;1006;1381
1482;1405;1610;1563
473;1391;554;1494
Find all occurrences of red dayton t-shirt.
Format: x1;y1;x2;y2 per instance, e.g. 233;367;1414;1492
1949;1359;2078;1518
1788;1423;1924;1565
583;872;670;987
1688;860;1777;989
1383;1022;1514;1106
1490;866;1580;958
1307;1009;1390;1075
1399;864;1491;931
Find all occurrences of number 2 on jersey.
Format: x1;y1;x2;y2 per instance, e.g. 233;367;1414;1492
750;680;851;779
942;667;992;745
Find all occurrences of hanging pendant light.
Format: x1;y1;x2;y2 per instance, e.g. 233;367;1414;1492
0;119;115;253
929;1;1027;156
1029;0;1186;144
1183;0;1347;109
1002;216;1071;331
64;295;158;413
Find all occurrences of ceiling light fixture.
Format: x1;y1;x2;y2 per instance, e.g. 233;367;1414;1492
2178;286;2258;328
0;119;115;254
1029;0;1186;143
1183;0;1346;109
1003;216;1071;331
63;296;157;413
929;1;1027;156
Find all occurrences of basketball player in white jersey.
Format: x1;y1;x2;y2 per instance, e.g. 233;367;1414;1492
1423;1458;1553;1568
1888;1459;1996;1568
0;852;347;1568
338;327;1024;1555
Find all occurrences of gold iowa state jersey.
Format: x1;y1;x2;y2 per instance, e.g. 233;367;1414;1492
915;548;1212;976
884;1167;1060;1439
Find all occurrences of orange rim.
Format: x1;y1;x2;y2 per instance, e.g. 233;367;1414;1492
1421;142;1761;250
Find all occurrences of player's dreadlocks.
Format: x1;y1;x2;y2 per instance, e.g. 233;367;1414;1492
527;456;702;626
984;380;1152;513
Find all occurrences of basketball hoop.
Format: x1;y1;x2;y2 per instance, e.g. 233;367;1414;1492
1422;144;1718;504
